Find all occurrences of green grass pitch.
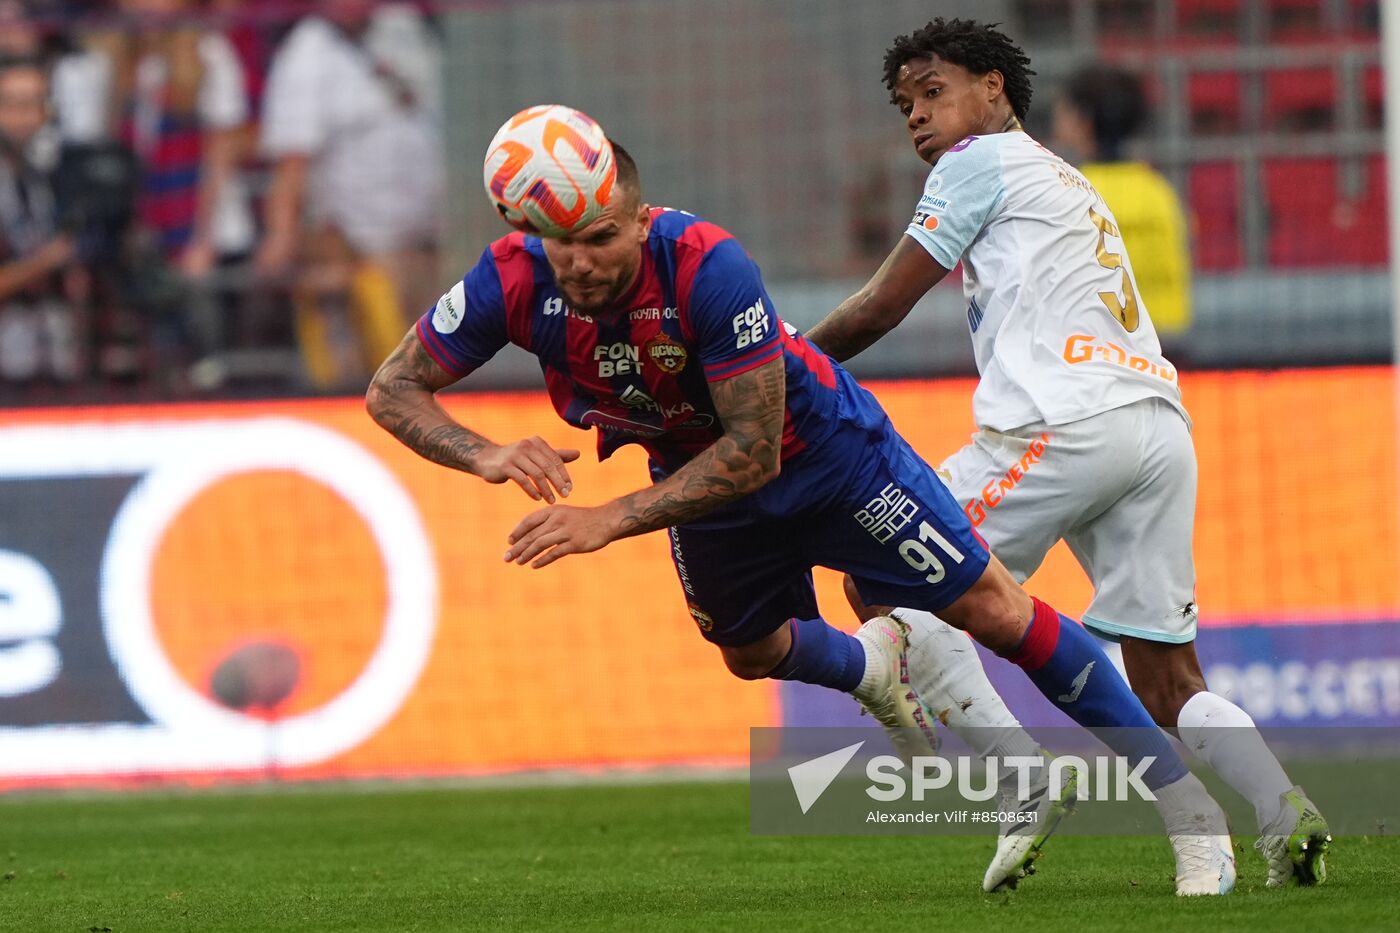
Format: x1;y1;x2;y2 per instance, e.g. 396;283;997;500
0;780;1395;932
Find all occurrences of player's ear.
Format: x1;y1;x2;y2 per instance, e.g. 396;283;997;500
636;201;653;239
983;68;1005;105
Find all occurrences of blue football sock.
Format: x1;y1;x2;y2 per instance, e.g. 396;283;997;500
766;617;866;693
1004;598;1187;790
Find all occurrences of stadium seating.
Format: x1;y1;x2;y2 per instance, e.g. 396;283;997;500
1263;156;1387;267
1176;0;1243;39
1263;66;1337;132
1190;163;1244;271
1098;0;1384;270
1188;71;1242;134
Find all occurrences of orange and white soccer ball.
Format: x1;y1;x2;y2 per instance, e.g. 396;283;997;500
482;104;617;237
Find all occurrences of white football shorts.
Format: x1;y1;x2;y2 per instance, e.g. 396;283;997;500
936;396;1198;643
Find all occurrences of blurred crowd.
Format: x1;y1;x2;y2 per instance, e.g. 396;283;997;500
0;0;445;404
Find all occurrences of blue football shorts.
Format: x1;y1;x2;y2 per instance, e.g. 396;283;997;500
665;425;991;646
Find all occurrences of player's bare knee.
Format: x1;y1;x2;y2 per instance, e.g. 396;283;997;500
720;638;788;681
939;561;1032;654
721;655;771;680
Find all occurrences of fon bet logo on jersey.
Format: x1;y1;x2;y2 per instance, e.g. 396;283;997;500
732;298;771;350
594;342;642;377
414;208;843;479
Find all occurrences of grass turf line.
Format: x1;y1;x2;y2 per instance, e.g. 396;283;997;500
0;781;1394;932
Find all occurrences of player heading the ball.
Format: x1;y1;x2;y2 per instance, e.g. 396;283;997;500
368;113;1232;897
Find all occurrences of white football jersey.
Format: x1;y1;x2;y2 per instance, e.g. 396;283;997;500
905;132;1187;431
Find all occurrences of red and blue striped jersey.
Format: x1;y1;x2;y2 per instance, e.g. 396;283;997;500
416;207;876;480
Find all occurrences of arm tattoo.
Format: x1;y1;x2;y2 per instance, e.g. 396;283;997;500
366;332;490;473
613;357;785;537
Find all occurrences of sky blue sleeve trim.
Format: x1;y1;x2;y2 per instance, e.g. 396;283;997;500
904;223;961;271
904;180;1006;270
1080;613;1198;645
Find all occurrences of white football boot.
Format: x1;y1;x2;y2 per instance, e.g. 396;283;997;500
852;615;939;761
1172;811;1237;896
982;751;1079;892
1255;786;1331;887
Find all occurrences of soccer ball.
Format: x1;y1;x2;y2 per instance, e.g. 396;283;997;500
482;104;617;237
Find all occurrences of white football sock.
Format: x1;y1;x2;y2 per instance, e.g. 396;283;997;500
1152;771;1230;842
1177;690;1294;830
853;635;884;699
899;609;1041;761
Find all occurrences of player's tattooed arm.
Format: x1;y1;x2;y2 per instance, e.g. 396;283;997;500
367;330;486;467
503;356;786;568
611;356;786;537
804;234;951;362
366;328;579;502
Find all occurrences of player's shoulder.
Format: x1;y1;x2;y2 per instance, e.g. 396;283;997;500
648;207;738;257
914;135;1013;215
486;230;543;266
941;131;1048;170
941;132;1011;162
923;134;1012;194
463;232;542;315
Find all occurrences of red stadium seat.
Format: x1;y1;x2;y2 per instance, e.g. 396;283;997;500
1264;67;1337;132
1095;0;1154;38
1263;157;1388;267
1189;72;1243;133
1263;159;1330;266
1267;0;1328;40
1176;0;1243;39
1189;162;1243;270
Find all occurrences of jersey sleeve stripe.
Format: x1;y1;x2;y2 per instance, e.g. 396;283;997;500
493;233;536;350
674;220;736;315
702;340;782;380
415;317;474;377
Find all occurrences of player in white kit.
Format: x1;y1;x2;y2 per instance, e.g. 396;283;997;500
805;18;1329;894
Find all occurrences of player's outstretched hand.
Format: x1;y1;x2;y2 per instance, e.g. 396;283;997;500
475;438;580;503
504;504;617;569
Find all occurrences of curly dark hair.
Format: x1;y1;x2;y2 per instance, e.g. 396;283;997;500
882;19;1035;121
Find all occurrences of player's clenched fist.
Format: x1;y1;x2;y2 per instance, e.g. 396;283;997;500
504;504;619;569
474;437;580;504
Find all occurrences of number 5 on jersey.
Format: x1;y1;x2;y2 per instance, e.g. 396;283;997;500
1088;206;1140;333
